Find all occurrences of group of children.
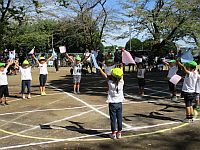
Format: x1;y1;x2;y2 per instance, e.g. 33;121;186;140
0;54;53;105
0;51;200;139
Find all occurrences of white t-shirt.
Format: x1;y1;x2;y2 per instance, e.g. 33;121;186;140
196;78;200;93
107;79;124;103
39;63;48;75
19;66;32;80
104;65;115;75
182;71;199;93
167;66;178;78
72;62;83;76
137;69;145;78
0;69;8;85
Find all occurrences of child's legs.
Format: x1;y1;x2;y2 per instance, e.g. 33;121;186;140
184;92;195;117
196;93;200;106
116;103;122;132
109;103;117;132
168;81;176;96
2;85;9;103
21;80;26;94
26;80;31;94
39;75;47;92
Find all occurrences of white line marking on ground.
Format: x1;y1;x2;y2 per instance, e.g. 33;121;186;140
48;84;132;129
0;105;104;116
0;120;193;150
8;93;64;103
0;105;106;140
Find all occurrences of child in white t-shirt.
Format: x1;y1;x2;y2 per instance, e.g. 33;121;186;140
99;66;124;139
136;63;146;96
32;55;53;96
163;60;178;100
66;54;85;94
195;63;200;111
15;60;32;99
0;61;13;105
177;60;200;122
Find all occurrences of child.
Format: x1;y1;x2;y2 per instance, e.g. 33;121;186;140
15;60;32;99
32;55;53;96
163;60;178;100
136;62;146;96
66;54;84;94
0;61;13;105
99;66;124;139
177;60;200;122
195;62;200;111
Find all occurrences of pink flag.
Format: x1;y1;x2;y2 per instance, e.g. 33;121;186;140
122;50;136;65
169;74;182;85
29;47;35;54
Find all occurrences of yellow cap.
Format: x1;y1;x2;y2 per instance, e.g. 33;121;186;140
111;68;123;79
23;60;29;65
39;57;45;60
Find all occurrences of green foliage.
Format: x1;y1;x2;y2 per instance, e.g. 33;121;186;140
125;38;142;51
119;0;200;53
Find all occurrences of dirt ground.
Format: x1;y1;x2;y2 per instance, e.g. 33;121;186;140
0;67;200;150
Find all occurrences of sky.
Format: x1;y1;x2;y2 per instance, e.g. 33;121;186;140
102;0;195;48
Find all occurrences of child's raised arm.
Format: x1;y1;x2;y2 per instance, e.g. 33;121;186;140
65;53;74;62
47;55;53;62
176;60;190;75
32;54;40;64
163;60;169;66
5;60;14;70
99;68;108;79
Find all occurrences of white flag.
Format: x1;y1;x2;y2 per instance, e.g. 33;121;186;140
29;47;35;54
9;50;15;60
59;46;66;53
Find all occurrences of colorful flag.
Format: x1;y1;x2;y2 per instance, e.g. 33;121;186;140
59;46;66;53
9;50;15;60
181;50;194;63
29;47;35;54
122;50;136;65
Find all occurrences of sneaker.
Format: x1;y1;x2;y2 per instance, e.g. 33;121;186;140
116;131;122;139
110;133;116;139
171;96;177;101
77;91;80;94
4;102;9;105
73;91;77;94
27;94;31;99
183;118;190;123
22;94;26;99
43;92;47;96
183;118;193;123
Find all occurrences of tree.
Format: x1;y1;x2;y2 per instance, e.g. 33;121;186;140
0;0;44;50
57;0;108;50
119;0;200;55
125;38;142;51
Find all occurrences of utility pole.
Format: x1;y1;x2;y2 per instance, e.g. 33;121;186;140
129;24;132;51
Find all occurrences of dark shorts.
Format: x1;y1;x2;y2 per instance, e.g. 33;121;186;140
168;80;176;92
0;85;9;98
39;74;47;86
183;92;195;107
138;78;145;87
